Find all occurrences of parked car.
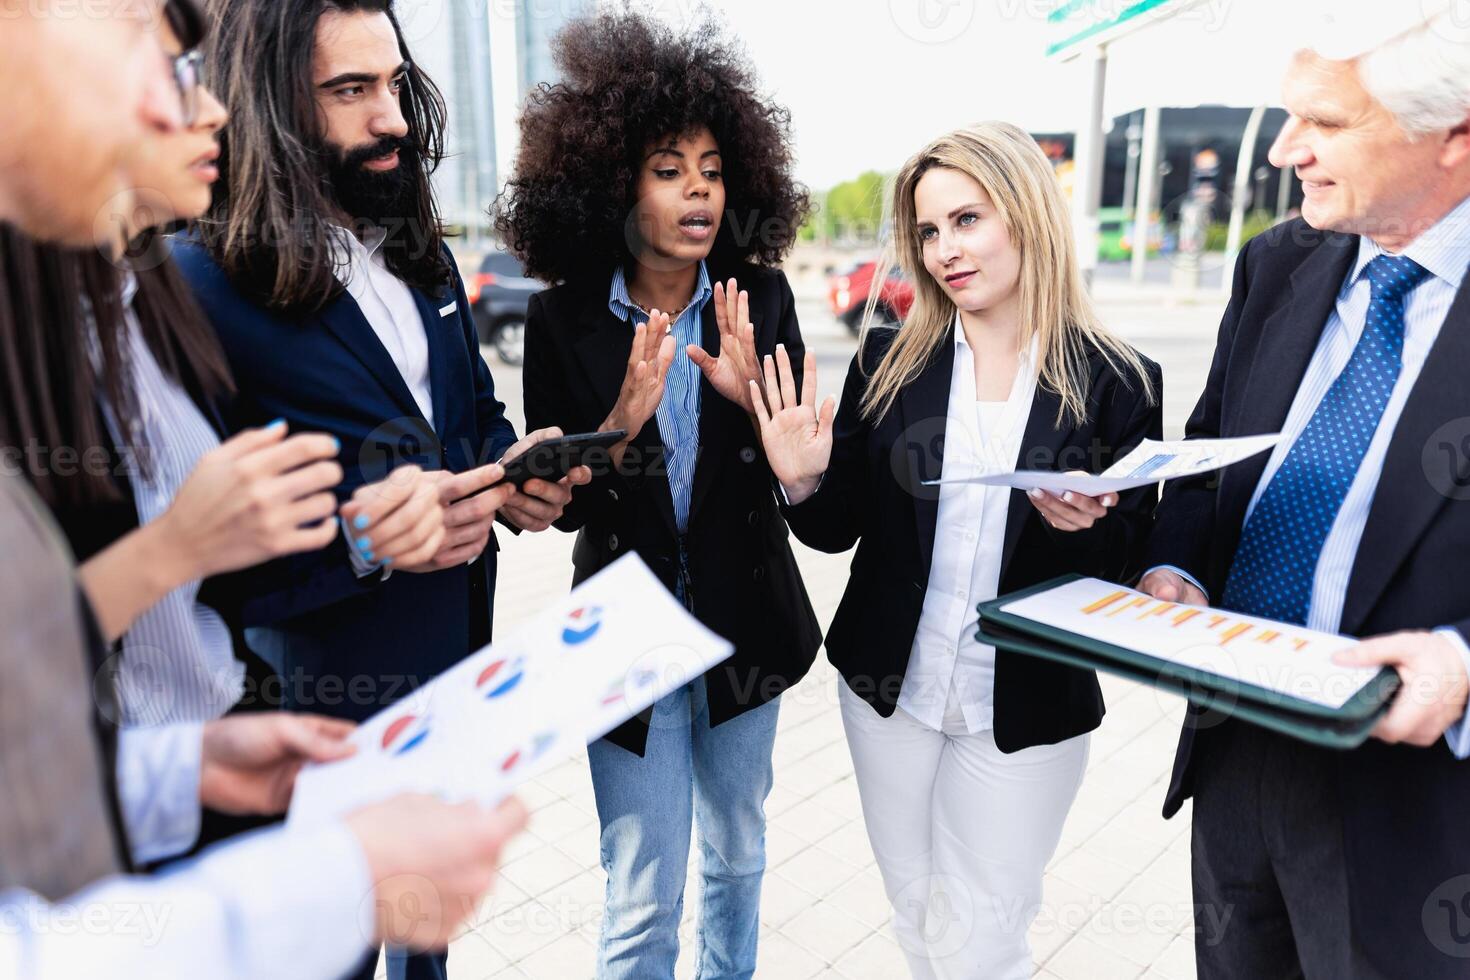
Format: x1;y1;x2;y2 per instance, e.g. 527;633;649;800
466;249;540;365
826;260;913;334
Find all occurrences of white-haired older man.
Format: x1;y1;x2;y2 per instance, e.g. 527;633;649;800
1140;3;1470;976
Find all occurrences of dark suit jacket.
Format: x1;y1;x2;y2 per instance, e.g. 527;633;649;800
780;324;1162;752
1146;217;1470;978
171;238;518;721
523;262;822;756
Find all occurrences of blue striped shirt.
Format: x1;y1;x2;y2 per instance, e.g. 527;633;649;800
608;263;712;532
95;274;241;725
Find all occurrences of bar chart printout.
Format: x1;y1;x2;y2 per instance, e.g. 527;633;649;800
1000;577;1379;709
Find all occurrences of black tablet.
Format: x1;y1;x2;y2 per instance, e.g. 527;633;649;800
490;429;626;491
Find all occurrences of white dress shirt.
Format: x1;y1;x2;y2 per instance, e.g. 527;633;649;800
900;320;1038;734
1156;193;1470;757
332;224;433;580
0;725;376;979
332;224;434;428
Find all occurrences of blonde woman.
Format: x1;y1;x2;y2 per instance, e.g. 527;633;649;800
750;123;1162;979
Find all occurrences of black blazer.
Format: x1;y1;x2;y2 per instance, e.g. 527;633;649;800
523;262;822;757
780;324;1162;753
1146;218;1470;979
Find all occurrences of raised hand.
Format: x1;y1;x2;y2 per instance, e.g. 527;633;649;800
749;345;835;506
687;278;763;414
602;310;675;466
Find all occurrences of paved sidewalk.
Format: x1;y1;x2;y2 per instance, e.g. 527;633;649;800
434;293;1224;978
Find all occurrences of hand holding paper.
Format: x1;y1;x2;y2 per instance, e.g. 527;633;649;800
288;554;734;826
924;433;1282;494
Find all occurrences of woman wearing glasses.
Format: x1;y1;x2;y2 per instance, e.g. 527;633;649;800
0;0;345;734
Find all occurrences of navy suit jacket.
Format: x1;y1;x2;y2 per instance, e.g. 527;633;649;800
171;237;518;721
1146;218;1470;979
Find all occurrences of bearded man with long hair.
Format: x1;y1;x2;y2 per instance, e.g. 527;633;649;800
172;4;585;976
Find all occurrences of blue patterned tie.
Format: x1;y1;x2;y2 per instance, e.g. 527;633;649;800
1221;254;1431;625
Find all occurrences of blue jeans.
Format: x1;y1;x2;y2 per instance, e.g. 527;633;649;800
587;677;780;980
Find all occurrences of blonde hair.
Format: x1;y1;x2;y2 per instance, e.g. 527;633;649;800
857;122;1155;425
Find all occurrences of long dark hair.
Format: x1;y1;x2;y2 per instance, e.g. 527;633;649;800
0;0;232;510
0;231;234;509
198;0;451;314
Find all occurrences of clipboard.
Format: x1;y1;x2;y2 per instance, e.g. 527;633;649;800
976;575;1401;749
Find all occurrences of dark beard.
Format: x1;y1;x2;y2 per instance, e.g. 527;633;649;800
326;135;420;228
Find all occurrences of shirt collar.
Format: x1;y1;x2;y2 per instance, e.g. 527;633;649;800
951;311;1039;367
1351;192;1470;292
329;223;389;281
608;261;713;323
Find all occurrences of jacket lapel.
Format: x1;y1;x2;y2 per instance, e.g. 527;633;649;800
410;286;454;442
572;296;679;537
1216;232;1357;532
998;384;1072;574
1341;268;1470;634
898;326;957;579
317;293;427;427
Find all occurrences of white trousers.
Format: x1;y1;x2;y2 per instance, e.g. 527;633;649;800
839;682;1088;980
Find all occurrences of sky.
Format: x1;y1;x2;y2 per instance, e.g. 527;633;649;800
627;0;1320;190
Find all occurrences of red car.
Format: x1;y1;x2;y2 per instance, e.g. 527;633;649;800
827;260;913;334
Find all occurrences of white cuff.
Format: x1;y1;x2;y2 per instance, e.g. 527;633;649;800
1437;627;1470;760
340;516;390;582
116;724;204;864
1144;565;1210;603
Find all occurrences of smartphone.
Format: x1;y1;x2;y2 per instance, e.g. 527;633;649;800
488;429;627;492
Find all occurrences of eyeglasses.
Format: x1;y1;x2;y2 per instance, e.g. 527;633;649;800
171;50;205;127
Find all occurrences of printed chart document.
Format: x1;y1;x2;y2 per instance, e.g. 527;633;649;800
288;554;732;826
923;433;1281;494
995;576;1375;709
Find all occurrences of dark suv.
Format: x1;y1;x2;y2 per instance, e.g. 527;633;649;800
467;249;539;365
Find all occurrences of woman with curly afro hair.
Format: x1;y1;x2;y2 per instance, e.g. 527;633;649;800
494;8;822;977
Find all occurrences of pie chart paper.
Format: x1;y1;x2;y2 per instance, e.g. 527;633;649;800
288;553;734;825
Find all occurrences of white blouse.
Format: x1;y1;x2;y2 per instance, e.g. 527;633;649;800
898;319;1037;734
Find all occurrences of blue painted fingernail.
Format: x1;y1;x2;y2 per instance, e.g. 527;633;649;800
267;417;286;429
363;551;375;562
382;557;394;566
357;536;372;551
354;515;371;530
